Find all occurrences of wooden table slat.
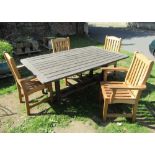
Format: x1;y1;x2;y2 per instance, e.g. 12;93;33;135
38;54;123;75
21;46;128;83
35;52;119;71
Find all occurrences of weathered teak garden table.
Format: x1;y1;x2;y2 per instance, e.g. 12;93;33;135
21;46;128;103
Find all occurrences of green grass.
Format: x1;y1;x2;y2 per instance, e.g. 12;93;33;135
0;78;16;95
11;114;71;133
1;35;155;133
103;122;150;133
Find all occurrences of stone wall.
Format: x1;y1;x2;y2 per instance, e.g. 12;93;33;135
0;22;85;41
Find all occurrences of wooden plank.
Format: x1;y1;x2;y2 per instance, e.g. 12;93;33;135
23;50;125;73
42;56;122;77
21;46;128;83
33;55;121;73
37;54;123;74
31;51;114;69
30;48;114;64
36;57;124;83
20;46;127;82
26;53;123;73
107;113;132;118
24;46;123;63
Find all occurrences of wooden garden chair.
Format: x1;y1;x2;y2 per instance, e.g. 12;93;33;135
104;35;122;53
51;37;82;86
52;37;70;85
100;52;154;122
52;37;70;53
103;35;122;80
4;53;53;115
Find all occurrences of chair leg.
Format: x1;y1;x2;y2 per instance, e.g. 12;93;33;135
48;85;53;102
114;62;117;68
103;98;109;121
99;88;102;105
65;78;68;86
89;69;93;77
17;84;23;103
24;94;30;115
42;89;48;94
113;63;117;79
104;71;108;82
78;73;83;80
99;89;103;117
132;103;138;122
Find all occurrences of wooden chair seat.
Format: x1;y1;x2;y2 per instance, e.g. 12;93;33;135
22;77;49;94
101;81;136;103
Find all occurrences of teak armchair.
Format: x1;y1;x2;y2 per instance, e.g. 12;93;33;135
100;52;154;122
103;35;122;80
4;53;53;115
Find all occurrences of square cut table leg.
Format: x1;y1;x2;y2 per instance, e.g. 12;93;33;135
55;80;61;103
89;69;93;77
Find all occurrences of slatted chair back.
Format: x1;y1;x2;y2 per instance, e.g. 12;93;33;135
4;53;21;82
125;52;154;97
104;35;122;52
52;37;70;53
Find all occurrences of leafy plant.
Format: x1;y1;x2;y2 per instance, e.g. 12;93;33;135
0;40;13;62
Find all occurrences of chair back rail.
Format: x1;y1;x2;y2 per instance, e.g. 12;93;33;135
52;37;70;52
104;35;122;52
125;52;154;96
4;52;21;82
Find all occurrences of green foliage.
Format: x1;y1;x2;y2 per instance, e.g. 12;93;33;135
0;84;16;95
0;40;13;61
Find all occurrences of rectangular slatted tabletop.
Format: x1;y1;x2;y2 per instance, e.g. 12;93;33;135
21;46;128;83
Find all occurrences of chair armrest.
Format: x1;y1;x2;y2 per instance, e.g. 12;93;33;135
102;67;128;72
109;84;146;90
102;67;128;81
19;75;36;83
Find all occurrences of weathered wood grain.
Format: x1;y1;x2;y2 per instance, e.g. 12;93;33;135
21;46;128;83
